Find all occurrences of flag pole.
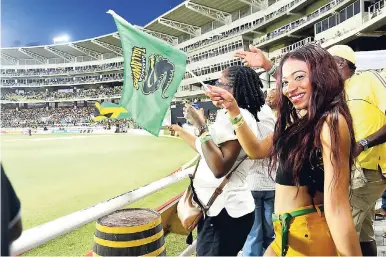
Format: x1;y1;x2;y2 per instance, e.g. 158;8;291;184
186;68;209;92
185;68;226;109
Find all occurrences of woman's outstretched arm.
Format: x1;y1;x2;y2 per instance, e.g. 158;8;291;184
169;124;197;151
206;86;273;159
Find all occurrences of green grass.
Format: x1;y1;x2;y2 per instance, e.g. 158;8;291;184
1;133;196;255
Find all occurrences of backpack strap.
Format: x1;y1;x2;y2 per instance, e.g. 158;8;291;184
204;155;248;212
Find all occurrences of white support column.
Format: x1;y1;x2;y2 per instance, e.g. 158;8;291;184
69;44;102;60
18;48;48;64
134;26;179;45
1;52;19;65
238;0;268;10
44;46;76;62
158;18;200;36
91;39;123;56
184;2;231;24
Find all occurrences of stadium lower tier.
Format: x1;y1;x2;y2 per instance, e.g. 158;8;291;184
1;85;122;102
0;106;138;128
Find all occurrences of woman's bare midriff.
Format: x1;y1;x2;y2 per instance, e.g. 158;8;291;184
274;184;324;214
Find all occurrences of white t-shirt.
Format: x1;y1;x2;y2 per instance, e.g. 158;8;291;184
193;108;257;218
248;105;277;191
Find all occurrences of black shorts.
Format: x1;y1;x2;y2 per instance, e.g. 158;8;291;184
196;209;254;256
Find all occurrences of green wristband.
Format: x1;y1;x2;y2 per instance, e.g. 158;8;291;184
230;113;243;125
268;64;277;76
200;135;212;144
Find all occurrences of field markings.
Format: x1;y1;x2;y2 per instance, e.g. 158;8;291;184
4;135;112;142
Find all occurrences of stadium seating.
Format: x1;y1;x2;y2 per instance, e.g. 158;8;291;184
1;86;122;102
0;62;123;77
1;73;123;87
0;107;94;128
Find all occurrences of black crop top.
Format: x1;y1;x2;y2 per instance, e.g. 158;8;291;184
275;147;325;196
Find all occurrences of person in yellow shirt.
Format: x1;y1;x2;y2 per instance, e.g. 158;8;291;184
328;45;386;256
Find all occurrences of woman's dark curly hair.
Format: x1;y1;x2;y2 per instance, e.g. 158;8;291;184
225;65;266;121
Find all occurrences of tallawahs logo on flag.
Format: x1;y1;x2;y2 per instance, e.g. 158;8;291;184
130;47;176;99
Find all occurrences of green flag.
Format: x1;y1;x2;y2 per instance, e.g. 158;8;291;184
100;10;187;136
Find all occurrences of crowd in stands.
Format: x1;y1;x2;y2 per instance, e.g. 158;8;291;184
0;106;94;128
1;62;123;77
1;73;123;87
0;106;142;130
1;86;122;102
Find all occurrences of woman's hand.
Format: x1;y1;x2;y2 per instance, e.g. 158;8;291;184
168;124;183;134
205;86;240;118
184;104;206;127
234;44;273;71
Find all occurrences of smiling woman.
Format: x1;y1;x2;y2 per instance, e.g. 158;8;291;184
281;60;309;109
205;44;362;256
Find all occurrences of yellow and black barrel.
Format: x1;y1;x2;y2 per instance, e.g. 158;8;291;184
93;208;166;256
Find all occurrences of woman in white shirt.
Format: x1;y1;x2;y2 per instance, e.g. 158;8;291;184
169;66;266;256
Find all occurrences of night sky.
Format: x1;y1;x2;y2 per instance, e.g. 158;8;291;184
1;0;184;47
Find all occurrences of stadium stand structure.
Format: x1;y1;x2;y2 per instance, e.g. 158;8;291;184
1;0;386;129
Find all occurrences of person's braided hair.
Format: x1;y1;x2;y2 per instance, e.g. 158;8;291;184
226;66;266;121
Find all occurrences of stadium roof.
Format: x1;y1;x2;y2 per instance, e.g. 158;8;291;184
0;0;259;66
145;0;250;36
1;33;122;65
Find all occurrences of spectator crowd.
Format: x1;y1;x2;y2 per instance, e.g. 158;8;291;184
1;85;122;102
1;62;123;77
0;106;94;128
1;73;123;87
0;106;142;130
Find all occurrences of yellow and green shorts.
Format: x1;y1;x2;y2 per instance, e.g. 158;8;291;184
271;204;339;256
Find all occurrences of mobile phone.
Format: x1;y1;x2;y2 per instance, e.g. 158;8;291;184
192;103;200;110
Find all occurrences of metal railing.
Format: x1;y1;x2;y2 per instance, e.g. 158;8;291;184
10;154;199;256
369;0;385;18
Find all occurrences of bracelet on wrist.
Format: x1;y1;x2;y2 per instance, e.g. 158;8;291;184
268;64;277;76
199;131;210;139
230;113;243;125
200;134;212;144
232;117;245;130
197;124;208;136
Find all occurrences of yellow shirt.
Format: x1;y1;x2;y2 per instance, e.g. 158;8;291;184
345;71;386;172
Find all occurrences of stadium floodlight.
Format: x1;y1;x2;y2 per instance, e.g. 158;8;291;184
53;35;70;44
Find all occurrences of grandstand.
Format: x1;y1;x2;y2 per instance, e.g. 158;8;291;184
1;0;386;129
